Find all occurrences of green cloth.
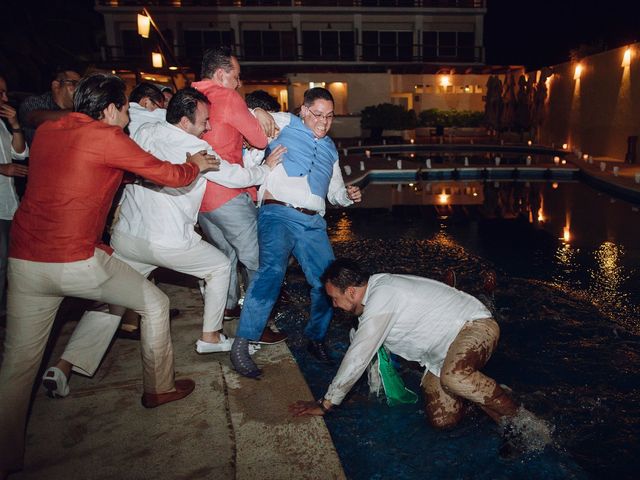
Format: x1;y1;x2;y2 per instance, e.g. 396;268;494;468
377;346;418;406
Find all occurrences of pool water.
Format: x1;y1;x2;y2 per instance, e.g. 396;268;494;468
274;179;640;480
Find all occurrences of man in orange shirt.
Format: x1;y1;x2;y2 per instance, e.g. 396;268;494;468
192;47;285;343
0;73;219;478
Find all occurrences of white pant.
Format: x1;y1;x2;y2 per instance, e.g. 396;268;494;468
59;232;232;379
111;232;231;333
0;249;174;471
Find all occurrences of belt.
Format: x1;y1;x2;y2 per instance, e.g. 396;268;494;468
263;199;318;216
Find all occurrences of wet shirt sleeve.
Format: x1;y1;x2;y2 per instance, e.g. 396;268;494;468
324;292;399;405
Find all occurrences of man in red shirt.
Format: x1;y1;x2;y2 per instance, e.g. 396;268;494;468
192;47;285;343
0;73;219;477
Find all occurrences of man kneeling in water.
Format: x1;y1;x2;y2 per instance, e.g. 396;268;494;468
290;258;518;431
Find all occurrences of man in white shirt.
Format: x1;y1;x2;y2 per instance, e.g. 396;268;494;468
230;87;361;378
127;82;166;138
290;258;519;430
41;88;283;398
0;75;29;310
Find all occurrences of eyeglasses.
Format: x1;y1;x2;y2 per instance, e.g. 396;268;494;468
307;109;335;121
59;79;79;87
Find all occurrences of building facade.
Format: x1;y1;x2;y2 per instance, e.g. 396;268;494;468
96;0;500;136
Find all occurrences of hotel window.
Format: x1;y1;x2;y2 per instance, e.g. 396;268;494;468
302;30;355;61
362;31;413;61
184;30;232;59
423;31;475;61
243;30;296;61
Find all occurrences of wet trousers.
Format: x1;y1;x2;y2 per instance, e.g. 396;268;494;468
421;318;515;428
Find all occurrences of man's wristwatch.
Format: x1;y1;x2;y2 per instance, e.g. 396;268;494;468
317;398;332;413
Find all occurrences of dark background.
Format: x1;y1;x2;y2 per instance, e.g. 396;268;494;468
1;0;638;91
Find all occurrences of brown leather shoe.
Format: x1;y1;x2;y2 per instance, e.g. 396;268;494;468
141;379;195;408
257;326;288;345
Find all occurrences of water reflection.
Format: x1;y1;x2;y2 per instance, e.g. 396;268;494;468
587;242;637;331
553;242;578;288
329;213;355;243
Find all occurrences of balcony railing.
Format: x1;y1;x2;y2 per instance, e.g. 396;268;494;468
100;42;484;67
96;0;485;8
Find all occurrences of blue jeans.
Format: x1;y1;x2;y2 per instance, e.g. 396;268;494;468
236;203;334;341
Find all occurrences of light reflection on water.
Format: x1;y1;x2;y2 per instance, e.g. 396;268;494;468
347;180;640;333
587;242;635;331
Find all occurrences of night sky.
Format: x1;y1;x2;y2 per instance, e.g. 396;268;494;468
485;0;640;68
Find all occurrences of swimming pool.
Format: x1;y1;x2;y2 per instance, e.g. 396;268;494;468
275;177;639;479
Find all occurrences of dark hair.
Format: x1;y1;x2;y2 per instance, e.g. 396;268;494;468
160;86;173;94
166;87;209;125
73;73;126;120
129;82;164;105
201;46;234;79
245;90;280;112
303;87;334;107
321;258;370;291
51;66;81;83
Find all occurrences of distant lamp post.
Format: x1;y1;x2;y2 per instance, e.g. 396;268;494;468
137;14;150;38
622;47;632;67
152;52;163;68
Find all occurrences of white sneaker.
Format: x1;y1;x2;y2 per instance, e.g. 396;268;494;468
42;367;70;398
195;335;234;354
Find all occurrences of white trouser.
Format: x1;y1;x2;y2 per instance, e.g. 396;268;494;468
59;232;232;379
110;231;231;333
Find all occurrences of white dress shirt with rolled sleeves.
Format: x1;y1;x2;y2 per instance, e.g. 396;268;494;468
324;274;492;406
0;121;28;220
252;113;352;215
113;121;270;249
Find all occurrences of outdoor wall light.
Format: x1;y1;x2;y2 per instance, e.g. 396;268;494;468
152;52;163;68
137;14;150;38
573;64;583;80
622;48;632;67
439;76;451;87
562;143;568;149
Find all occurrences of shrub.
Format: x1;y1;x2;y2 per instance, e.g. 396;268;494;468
418;109;484;128
360;103;417;138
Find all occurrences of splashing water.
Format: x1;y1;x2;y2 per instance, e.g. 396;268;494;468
501;407;555;455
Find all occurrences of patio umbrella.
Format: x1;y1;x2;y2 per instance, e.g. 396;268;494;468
515;74;531;132
500;72;517;131
531;67;551;133
484;75;502;133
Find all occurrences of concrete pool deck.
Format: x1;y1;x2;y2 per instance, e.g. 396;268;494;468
3;279;345;480
3;144;640;480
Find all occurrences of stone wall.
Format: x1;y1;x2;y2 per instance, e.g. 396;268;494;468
538;43;640;161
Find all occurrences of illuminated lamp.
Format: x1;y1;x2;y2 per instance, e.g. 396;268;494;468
137;14;150;38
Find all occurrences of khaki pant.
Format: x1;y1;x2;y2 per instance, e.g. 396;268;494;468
0;249;174;471
421;318;516;428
